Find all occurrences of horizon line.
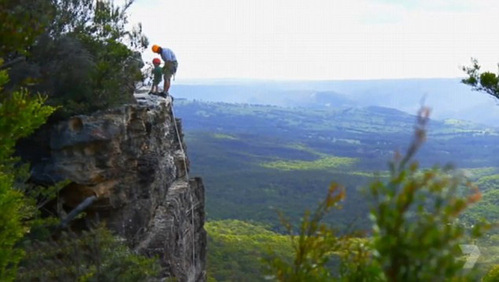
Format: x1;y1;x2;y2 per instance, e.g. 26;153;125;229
174;76;467;83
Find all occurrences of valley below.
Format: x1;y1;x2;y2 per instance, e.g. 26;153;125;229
172;95;499;281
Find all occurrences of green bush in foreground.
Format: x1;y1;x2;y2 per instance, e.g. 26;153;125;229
369;107;489;281
264;183;381;282
17;225;160;281
0;60;56;281
265;107;492;281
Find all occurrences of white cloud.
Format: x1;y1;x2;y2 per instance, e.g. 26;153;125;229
128;0;499;80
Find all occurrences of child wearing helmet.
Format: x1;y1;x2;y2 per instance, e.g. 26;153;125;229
149;58;163;95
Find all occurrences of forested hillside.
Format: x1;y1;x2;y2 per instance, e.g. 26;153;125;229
174;100;499;225
174;99;499;280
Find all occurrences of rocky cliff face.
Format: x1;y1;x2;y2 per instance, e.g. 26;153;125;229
24;93;206;281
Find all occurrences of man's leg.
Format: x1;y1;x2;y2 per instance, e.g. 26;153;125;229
165;78;171;93
163;68;173;94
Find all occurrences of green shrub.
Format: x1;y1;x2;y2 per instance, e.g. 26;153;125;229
0;62;56;281
17;225;161;281
369;107;490;281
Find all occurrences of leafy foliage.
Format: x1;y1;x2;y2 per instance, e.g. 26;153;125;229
369;107;490;281
0;0;52;56
0;62;56;281
0;3;58;279
17;225;161;281
462;58;499;98
0;79;57;280
0;169;26;281
6;0;148;118
0;89;55;166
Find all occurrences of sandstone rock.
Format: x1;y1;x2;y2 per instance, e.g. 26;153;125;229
23;93;206;281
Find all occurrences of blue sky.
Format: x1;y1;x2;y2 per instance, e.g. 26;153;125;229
129;0;499;80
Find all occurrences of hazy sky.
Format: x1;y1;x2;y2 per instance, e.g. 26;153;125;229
129;0;499;80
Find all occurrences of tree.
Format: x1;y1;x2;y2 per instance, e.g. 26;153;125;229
1;2;58;279
0;0;52;57
0;17;57;281
6;0;148;119
462;58;499;99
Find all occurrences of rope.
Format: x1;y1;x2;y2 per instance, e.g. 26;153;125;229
190;193;196;268
170;97;190;180
169;96;196;267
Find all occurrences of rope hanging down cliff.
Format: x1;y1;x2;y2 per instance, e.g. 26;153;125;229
170;99;196;267
170;102;189;180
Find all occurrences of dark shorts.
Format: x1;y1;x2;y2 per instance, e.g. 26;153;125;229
153;75;162;85
162;60;178;80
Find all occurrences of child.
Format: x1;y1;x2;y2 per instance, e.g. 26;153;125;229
149;58;163;95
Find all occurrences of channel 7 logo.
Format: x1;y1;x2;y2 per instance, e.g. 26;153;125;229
460;244;480;269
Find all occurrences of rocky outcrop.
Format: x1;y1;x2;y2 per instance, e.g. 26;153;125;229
25;93;206;281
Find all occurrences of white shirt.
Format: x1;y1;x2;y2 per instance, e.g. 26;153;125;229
160;47;177;62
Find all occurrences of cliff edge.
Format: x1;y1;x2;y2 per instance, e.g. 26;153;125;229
23;93;206;281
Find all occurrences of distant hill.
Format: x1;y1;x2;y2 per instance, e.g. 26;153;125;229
173;99;499;229
172;78;499;127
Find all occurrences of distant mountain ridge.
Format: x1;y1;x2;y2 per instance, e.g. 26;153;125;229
172;78;499;127
174;98;499;169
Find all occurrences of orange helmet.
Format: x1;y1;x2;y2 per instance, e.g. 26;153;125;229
152;58;161;65
151;44;160;53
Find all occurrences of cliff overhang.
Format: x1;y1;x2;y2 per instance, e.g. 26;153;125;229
19;93;206;281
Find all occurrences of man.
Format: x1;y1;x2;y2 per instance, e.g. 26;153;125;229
151;44;177;96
